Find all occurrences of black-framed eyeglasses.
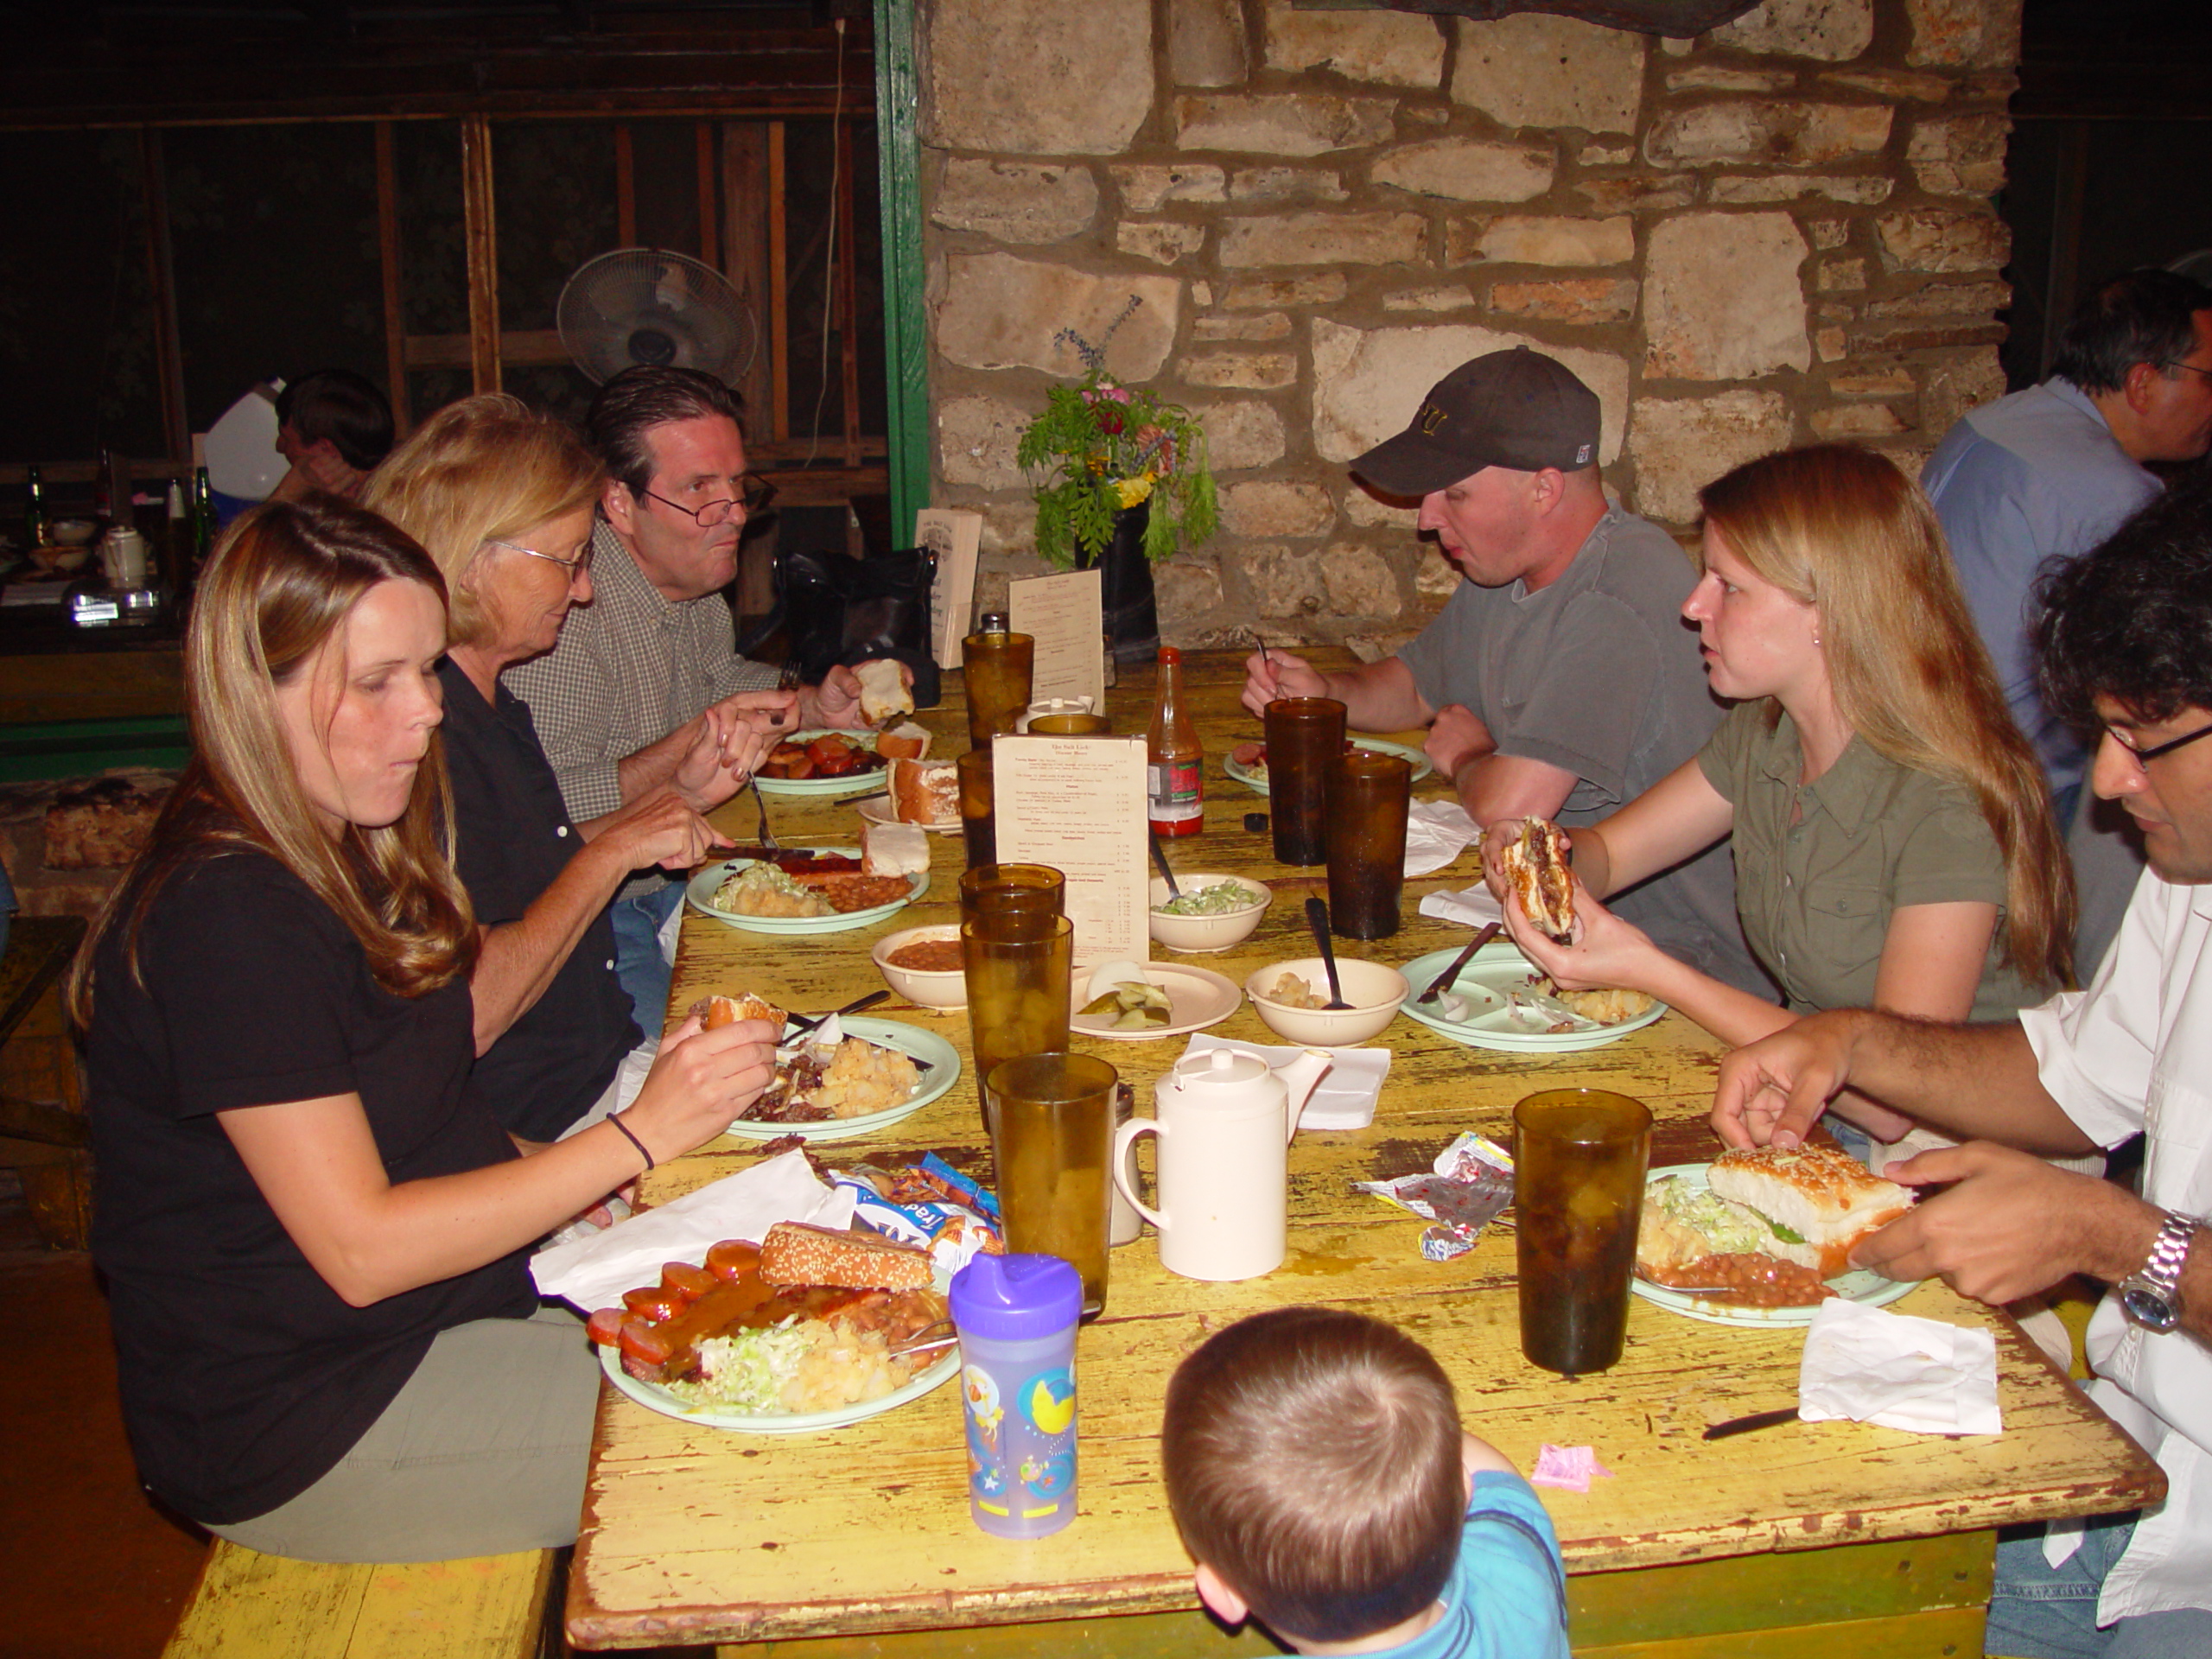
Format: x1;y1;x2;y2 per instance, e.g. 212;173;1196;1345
2106;720;2212;766
2160;359;2212;385
488;537;592;582
639;474;778;528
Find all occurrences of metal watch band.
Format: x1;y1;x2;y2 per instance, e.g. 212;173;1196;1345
2120;1212;2197;1332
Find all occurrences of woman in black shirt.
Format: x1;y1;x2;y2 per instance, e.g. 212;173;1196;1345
78;499;779;1561
363;396;785;1145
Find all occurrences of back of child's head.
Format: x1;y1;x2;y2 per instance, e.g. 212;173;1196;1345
1160;1306;1465;1644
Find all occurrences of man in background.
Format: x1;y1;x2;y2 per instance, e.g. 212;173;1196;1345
1923;268;2212;971
268;369;395;503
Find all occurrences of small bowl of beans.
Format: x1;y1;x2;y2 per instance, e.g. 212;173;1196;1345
872;924;967;1011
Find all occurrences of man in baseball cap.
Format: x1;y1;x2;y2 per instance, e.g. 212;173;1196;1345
1243;346;1762;995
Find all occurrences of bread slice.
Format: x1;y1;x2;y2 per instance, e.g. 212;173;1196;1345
861;818;931;878
695;992;786;1032
874;721;932;762
757;1220;933;1290
1707;1145;1912;1277
855;659;914;727
889;757;959;825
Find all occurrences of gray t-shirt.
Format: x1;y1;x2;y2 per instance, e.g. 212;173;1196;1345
1397;505;1768;997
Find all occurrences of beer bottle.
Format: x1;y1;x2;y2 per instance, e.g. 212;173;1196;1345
23;465;46;549
191;466;215;569
1147;646;1204;838
162;479;187;590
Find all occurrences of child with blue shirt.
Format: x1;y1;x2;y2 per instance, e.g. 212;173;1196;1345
1161;1307;1569;1659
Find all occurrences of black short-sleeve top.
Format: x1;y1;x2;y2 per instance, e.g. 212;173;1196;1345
87;846;536;1526
438;658;639;1141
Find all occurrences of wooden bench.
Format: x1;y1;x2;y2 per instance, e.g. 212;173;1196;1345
161;1539;558;1659
0;912;90;1249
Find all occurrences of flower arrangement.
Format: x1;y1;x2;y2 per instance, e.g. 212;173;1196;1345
1016;304;1218;569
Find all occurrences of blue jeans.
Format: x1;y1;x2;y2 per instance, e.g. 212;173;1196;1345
1987;1516;2212;1657
610;880;685;1036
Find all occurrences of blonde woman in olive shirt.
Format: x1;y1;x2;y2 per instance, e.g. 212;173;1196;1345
1485;447;2072;1147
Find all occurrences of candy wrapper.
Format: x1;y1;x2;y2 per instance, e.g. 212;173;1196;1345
834;1154;1004;1274
1353;1132;1516;1261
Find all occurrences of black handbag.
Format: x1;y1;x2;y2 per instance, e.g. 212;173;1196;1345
741;543;941;709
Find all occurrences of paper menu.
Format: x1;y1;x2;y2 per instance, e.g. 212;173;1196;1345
917;508;982;669
989;733;1148;965
1007;568;1106;711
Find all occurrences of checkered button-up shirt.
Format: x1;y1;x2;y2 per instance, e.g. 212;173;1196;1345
504;519;781;825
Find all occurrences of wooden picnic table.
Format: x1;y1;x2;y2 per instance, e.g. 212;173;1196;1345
568;651;2162;1656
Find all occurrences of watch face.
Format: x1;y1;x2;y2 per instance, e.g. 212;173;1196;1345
2122;1285;2181;1334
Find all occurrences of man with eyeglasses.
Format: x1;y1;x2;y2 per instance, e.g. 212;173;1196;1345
1923;268;2212;976
508;365;899;1028
1709;480;2212;1659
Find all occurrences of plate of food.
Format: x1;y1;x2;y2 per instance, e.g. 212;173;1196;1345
753;722;931;797
1224;737;1433;795
698;995;962;1141
1630;1150;1921;1328
1071;960;1243;1041
687;849;925;934
589;1223;958;1432
1395;941;1664;1051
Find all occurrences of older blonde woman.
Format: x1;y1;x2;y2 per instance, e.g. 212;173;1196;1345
365;395;784;1144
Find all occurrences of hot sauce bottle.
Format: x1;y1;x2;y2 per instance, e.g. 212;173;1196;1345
1147;646;1204;838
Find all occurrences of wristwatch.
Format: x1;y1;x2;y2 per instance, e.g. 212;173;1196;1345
2118;1212;2199;1334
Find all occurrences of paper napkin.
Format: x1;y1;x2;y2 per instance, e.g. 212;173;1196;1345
1178;1033;1390;1130
1419;880;1505;929
1404;800;1483;877
531;1147;856;1312
1797;1299;2002;1436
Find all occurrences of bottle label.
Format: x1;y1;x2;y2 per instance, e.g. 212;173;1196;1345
1147;758;1203;823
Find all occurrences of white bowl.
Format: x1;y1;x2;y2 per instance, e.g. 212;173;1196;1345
872;924;967;1010
1147;874;1272;953
1244;956;1408;1046
48;518;97;546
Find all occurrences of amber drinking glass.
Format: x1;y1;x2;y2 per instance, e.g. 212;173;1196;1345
1323;749;1412;938
961;914;1073;1136
963;627;1035;749
957;748;996;870
957;863;1065;940
987;1052;1118;1317
1264;697;1347;867
1512;1090;1651;1376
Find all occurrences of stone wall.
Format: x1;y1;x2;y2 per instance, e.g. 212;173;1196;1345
918;0;2022;657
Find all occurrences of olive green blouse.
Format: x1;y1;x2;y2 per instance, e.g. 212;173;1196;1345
1697;703;2038;1020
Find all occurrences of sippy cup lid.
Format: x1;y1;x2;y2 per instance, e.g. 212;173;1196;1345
950;1252;1081;1341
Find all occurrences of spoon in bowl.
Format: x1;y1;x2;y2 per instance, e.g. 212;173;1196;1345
1303;896;1353;1009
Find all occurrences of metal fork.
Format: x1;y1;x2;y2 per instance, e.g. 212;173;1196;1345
748;660;804;854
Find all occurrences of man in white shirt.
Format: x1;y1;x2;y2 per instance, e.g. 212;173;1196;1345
1711;477;2212;1657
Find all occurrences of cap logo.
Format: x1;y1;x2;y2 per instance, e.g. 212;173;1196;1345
1418;403;1448;435
1575;442;1593;464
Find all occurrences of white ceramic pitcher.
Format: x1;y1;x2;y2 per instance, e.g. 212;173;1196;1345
1114;1047;1331;1281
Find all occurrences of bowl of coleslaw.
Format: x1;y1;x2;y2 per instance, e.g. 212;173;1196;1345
1147;874;1272;953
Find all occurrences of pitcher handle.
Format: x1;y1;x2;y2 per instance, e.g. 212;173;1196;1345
1112;1117;1167;1232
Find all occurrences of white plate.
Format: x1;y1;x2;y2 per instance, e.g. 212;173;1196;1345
1396;942;1666;1052
753;729;893;797
1071;963;1243;1042
1224;736;1434;796
721;1015;962;1141
1629;1163;1922;1328
856;794;960;838
598;1268;959;1432
686;852;926;934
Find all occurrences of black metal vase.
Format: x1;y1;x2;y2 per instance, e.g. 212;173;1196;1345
1078;501;1160;666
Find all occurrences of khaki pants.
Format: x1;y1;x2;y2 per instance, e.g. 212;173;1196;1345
208;1303;599;1564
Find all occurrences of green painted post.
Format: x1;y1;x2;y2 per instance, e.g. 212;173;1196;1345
874;0;931;548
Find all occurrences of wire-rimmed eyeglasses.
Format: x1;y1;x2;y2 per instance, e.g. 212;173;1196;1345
488;537;593;582
2105;719;2212;766
2159;359;2212;385
639;474;778;528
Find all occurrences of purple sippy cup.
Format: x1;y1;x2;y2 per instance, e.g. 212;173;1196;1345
948;1252;1082;1538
